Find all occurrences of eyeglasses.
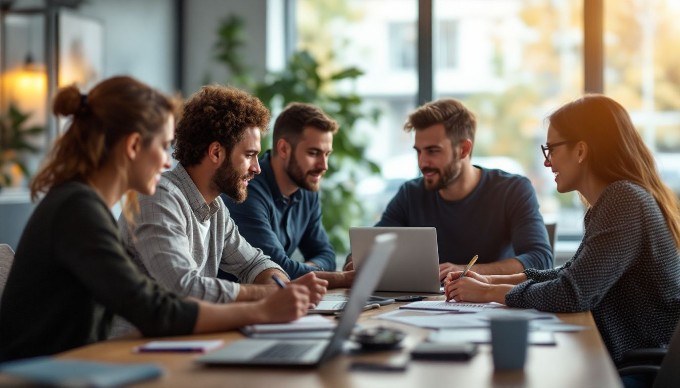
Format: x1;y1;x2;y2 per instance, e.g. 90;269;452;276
540;140;573;164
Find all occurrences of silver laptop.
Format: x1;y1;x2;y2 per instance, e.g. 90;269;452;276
309;294;395;315
350;227;440;293
195;233;397;368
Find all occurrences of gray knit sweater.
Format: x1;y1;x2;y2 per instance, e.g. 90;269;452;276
506;180;680;363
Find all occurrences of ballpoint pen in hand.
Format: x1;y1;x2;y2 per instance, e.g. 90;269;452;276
272;275;286;289
458;255;479;280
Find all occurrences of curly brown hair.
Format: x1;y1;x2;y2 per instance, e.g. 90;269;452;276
173;85;270;167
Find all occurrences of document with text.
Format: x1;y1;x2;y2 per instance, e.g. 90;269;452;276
399;300;504;312
240;315;336;335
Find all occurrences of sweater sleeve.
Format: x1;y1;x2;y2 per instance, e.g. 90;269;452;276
54;193;198;337
224;189;320;279
506;185;644;312
124;188;242;302
505;177;554;269
296;195;336;272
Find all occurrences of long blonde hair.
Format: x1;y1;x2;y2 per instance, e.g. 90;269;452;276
31;76;177;223
549;94;680;248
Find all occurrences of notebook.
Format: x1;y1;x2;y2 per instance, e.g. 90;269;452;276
135;340;224;353
240;315;336;335
195;233;397;368
350;227;440;293
0;357;163;387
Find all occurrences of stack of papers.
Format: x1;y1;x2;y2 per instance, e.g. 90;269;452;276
240;315;337;339
376;310;488;329
376;303;587;332
400;301;504;312
429;328;557;345
134;340;224;353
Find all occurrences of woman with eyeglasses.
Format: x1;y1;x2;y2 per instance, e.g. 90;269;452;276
0;76;310;362
444;95;680;375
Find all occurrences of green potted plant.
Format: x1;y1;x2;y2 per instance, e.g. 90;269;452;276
0;104;44;189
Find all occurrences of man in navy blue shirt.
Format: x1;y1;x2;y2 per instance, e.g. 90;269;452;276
344;98;553;281
223;103;354;288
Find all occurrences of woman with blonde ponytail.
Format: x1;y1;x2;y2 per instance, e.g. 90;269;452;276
0;76;309;362
444;95;680;385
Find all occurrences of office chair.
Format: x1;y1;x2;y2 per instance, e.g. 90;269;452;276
0;243;15;302
545;223;557;255
618;317;680;387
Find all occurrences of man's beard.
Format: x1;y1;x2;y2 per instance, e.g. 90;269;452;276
421;160;460;191
214;158;251;203
286;152;324;192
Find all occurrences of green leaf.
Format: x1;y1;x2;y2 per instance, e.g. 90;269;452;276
330;68;364;80
211;24;385;253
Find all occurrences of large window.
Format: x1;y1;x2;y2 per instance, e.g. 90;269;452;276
432;0;585;253
296;0;419;226
293;0;680;261
388;21;417;70
604;0;680;197
437;20;459;69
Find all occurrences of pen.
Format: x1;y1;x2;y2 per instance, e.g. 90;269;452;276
458;255;479;280
362;303;381;311
272;275;286;289
334;303;381;318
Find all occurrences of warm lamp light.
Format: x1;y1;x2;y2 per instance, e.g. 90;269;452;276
1;53;47;125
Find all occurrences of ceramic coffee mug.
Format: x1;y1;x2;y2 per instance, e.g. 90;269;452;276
490;316;529;370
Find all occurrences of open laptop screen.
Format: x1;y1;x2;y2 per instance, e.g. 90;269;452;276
350;227;440;293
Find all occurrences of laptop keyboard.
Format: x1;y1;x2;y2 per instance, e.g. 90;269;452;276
325;301;346;309
252;343;317;361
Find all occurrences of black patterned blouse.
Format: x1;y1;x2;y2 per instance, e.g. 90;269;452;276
506;180;680;363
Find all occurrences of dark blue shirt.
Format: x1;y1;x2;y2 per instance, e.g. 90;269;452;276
377;167;553;269
222;151;336;279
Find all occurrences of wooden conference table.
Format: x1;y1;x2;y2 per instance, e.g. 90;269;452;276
3;294;622;388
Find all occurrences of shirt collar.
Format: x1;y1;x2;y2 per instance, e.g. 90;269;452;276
167;163;221;222
260;150;302;205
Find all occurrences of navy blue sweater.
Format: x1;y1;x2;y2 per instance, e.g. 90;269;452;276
376;167;553;269
223;152;336;279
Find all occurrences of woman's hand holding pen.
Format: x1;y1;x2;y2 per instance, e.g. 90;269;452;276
445;269;489;285
444;271;514;305
438;262;464;281
444;270;491;303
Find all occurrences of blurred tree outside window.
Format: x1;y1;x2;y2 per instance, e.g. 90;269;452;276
294;0;680;261
604;0;680;197
296;0;418;229
212;14;381;256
